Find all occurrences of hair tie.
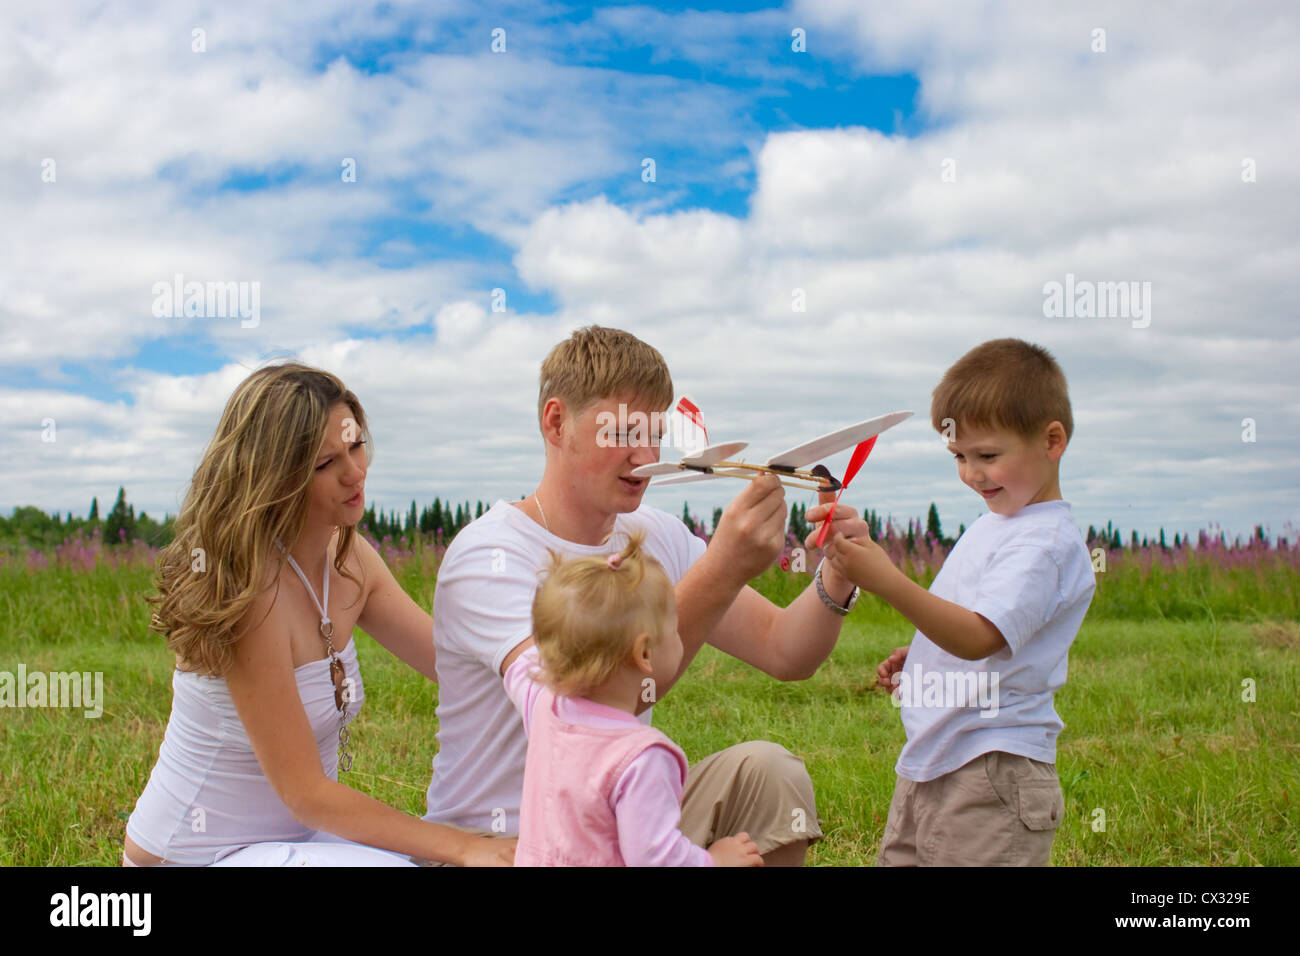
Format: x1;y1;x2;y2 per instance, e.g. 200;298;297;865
606;552;623;570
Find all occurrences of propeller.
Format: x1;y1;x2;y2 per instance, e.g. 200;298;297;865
815;436;876;548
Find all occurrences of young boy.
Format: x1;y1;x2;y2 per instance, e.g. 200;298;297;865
825;338;1096;866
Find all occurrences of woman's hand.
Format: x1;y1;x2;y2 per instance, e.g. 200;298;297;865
461;836;518;867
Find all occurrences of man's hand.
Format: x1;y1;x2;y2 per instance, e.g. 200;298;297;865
708;474;787;587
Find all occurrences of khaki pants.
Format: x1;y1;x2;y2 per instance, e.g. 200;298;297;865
416;740;821;866
877;751;1064;866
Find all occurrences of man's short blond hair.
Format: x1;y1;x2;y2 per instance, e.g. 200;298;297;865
537;326;674;430
931;338;1074;440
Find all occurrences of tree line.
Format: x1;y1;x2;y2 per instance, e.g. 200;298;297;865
0;489;1278;554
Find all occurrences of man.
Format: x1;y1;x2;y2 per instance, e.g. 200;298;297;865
422;326;871;865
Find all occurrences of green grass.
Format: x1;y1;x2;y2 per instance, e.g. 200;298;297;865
1;562;1297;865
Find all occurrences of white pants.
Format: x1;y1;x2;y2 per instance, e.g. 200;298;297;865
124;830;416;867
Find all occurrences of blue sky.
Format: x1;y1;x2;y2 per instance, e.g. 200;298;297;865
3;1;1297;542
20;3;922;394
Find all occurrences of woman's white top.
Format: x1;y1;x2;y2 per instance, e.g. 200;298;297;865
125;639;365;865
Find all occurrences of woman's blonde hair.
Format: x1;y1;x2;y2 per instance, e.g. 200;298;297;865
147;362;372;675
531;531;674;698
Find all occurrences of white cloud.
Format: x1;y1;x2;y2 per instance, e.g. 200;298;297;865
3;1;1297;543
0;1;754;368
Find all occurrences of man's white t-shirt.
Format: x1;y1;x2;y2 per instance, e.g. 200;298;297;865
423;499;708;833
896;500;1096;782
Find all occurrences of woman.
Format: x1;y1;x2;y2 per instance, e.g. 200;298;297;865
123;362;512;866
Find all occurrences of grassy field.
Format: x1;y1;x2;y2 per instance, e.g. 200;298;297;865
1;553;1298;866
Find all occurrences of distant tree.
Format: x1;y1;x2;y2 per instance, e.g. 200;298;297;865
789;503;810;542
103;486;135;545
476;501;485;519
6;506;55;542
408;500;418;536
926;503;943;542
88;496;99;521
681;500;694;530
711;507;723;534
865;508;882;541
135;511;175;547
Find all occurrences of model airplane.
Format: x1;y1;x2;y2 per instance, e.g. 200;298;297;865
632;409;914;493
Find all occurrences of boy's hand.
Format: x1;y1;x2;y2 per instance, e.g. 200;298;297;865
708;831;765;867
877;646;909;693
806;491;873;598
824;531;900;594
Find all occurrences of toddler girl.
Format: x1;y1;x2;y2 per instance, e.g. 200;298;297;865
506;532;763;867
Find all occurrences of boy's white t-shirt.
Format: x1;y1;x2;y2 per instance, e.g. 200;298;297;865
896;500;1096;782
423;499;707;833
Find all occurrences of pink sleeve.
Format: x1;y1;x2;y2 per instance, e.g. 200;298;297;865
501;645;545;736
611;745;714;867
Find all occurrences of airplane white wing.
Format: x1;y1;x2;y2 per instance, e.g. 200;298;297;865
643;471;727;486
765;411;913;469
681;441;748;466
630;441;748;478
633;413;913;487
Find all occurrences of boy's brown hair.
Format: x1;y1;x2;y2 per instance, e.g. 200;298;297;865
931;338;1074;440
537;326;674;431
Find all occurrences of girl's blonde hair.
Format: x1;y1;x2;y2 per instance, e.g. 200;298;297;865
531;531;674;698
147;362;372;676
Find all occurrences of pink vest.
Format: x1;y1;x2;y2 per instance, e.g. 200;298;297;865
515;685;688;867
